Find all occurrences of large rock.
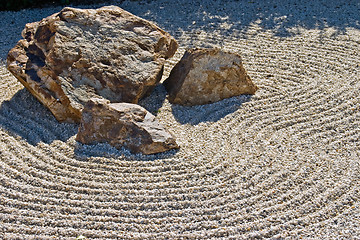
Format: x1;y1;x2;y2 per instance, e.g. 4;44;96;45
7;6;178;122
163;48;258;106
76;98;179;155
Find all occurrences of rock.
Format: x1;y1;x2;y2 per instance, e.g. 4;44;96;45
7;6;178;122
163;48;258;106
75;98;179;155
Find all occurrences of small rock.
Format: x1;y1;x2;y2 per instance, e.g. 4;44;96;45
7;6;178;122
75;98;179;155
163;48;258;106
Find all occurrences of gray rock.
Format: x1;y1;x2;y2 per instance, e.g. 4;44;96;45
76;98;179;155
7;6;178;122
163;48;258;106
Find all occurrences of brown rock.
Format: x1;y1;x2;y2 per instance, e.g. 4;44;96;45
163;48;258;106
75;98;179;155
7;6;178;122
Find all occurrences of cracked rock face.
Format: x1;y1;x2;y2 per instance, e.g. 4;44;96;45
163;48;258;106
76;98;179;155
7;6;178;122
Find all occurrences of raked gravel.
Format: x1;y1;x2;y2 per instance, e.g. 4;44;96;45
0;0;360;239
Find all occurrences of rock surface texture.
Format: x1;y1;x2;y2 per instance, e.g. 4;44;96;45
7;6;178;122
76;98;179;154
164;48;258;106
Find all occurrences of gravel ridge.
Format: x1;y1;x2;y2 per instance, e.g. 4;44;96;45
0;0;360;239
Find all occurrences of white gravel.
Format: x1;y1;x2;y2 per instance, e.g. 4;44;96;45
0;0;360;239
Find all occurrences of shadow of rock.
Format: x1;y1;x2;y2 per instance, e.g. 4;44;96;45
171;94;253;125
74;141;179;162
138;84;167;116
0;88;78;145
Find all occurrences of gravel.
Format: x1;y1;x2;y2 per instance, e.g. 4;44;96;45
0;0;360;239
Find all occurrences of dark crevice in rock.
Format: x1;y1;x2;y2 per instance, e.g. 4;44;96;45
34;24;55;47
26;52;46;68
25;69;42;83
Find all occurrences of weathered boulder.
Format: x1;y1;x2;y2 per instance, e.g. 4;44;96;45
7;6;178;122
163;48;258;106
76;98;179;154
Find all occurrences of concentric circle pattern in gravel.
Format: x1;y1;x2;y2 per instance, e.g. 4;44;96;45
0;0;360;239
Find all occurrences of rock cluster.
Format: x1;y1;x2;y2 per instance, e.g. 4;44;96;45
7;5;178;122
163;48;258;106
7;6;258;154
